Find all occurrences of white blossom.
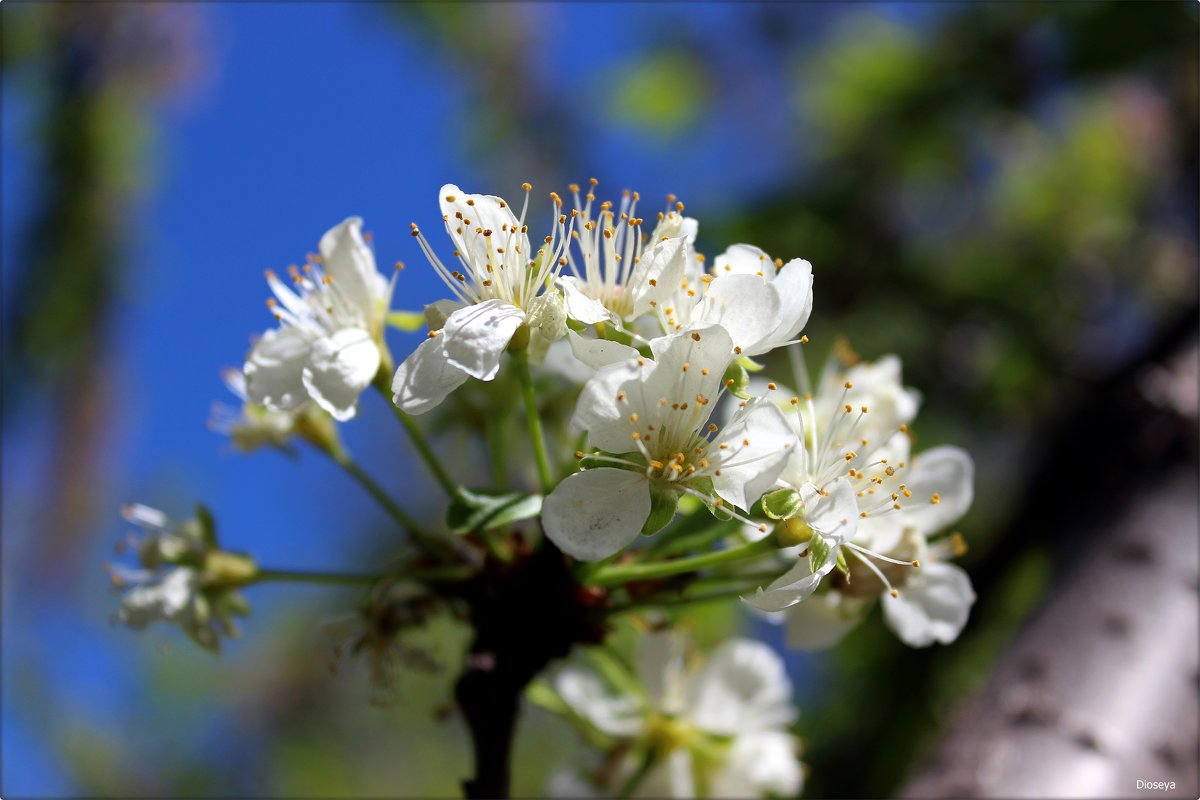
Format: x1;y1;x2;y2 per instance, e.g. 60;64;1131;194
244;217;395;422
109;505;251;652
542;325;797;561
557;183;693;330
392;184;572;414
741;354;976;646
209;368;297;453
655;243;814;358
548;635;803;799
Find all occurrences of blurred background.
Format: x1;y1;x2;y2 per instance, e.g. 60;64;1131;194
2;2;1197;797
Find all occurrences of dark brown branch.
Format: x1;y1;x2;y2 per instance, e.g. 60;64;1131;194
452;541;606;799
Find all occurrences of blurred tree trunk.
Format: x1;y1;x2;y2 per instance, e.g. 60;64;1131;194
902;348;1199;798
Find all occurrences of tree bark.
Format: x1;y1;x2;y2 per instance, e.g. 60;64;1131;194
901;469;1199;798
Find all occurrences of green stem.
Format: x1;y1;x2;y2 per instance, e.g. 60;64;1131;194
336;455;450;559
390;404;463;500
617;750;657;800
485;411;510;489
606;585;755;617
255;562;475;587
372;374;463;501
588;536;778;588
512;348;554;494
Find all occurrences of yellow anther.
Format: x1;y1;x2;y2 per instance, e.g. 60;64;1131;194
930;493;941;504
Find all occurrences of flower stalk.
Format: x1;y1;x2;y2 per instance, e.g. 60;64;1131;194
586;535;778;588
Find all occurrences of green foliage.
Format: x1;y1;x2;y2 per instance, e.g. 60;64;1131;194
445;488;543;534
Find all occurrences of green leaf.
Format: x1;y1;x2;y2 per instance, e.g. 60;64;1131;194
386;311;426;332
194;504;218;549
808;534;832;575
762;488;802;520
722;361;751;400
446;488;543;534
641;485;679;536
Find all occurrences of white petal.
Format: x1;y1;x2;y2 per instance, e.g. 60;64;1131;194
554;667;646;737
300;328;380;421
559;276;613;325
744;557;828;613
567;330;640;371
637;632;687;715
713;244;772;277
709;731;804;799
391;335;469;415
424;299;465;331
883;561;976;647
805;478;859;544
896;446;974;533
243;326;314;412
768;258;813;342
784;592;871;651
686;638;796;736
542;468;651;561
546;769;597;799
119;568;198;629
628;237;687;318
122;503;169;529
438;184;528;273
441;300;525;381
527;289;567;342
693;274;780;356
570;359;644;453
319;217;388;323
710;399;798;511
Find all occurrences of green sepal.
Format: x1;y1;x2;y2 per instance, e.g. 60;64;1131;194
386;311;426;332
722;361;751;400
808;534;832;575
642;485;679;536
737;355;765;373
762;488;802;520
194;504;219;549
446;488;543;534
835;548;850;579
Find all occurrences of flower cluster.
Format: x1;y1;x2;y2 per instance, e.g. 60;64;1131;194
115;177;978;799
540;633;803;799
107;505;255;652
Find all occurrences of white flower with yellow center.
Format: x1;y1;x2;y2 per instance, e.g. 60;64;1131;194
392;183;572;414
542;325;797;561
655;243;814;359
243;217;396;422
745;354;974;627
780;434;976;649
557;181;693;329
548;634;804;799
108;504;252;652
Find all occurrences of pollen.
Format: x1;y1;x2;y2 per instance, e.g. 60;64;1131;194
767;383;777;391
801;335;809;344
930;493;941;504
629;413;639;422
701;368;709;376
445;194;456;202
844;381;854;389
690;331;701;341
